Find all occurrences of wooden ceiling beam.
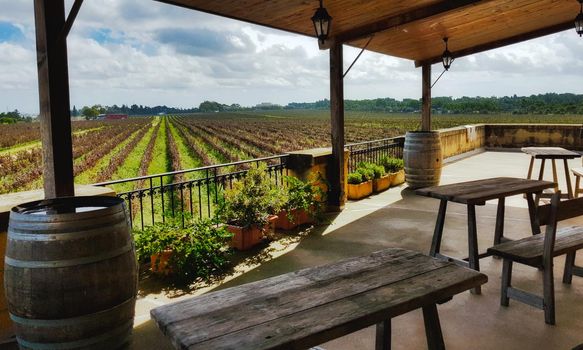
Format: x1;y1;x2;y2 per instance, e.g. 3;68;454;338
155;0;311;38
322;0;486;49
414;20;575;67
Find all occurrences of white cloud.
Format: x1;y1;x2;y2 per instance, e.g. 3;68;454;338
1;0;583;113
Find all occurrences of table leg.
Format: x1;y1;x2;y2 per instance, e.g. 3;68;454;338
375;319;391;350
551;160;559;193
423;304;445;350
494;197;505;245
526;193;541;236
467;204;481;294
564;159;574;199
527;156;535;179
538;159;546;180
430;200;448;257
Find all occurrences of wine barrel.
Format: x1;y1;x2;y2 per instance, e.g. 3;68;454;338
403;131;443;189
5;196;137;350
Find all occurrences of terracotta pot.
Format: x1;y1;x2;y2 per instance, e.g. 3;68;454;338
276;209;314;230
373;174;394;193
150;250;173;275
390;169;405;186
227;224;264;251
347;180;373;200
265;215;278;236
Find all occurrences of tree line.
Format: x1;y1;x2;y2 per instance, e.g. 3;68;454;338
287;93;583;114
7;92;583;123
0;110;33;124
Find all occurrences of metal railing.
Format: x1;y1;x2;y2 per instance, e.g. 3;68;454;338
346;136;405;172
94;155;288;229
94;137;404;230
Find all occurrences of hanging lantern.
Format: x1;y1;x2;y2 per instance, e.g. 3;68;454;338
441;37;454;71
312;0;332;44
576;0;583;36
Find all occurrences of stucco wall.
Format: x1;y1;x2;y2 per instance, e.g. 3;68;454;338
484;124;583;150
438;124;486;159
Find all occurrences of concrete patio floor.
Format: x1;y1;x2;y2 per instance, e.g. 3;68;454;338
131;150;583;350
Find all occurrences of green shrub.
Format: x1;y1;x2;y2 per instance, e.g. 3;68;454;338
219;164;283;228
283;175;325;222
133;217;233;281
380;157;404;173
357;162;386;179
348;172;364;184
356;167;374;181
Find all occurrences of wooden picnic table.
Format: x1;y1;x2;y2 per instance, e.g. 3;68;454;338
151;248;487;350
416;177;554;294
522;147;581;199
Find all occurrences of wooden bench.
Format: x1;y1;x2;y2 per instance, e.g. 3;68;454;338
151;248;487;350
487;194;583;324
572;167;583;198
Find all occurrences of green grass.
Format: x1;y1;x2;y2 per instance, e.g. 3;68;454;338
148;117;172;184
75;126;146;184
109;120;158;194
167;118;202;177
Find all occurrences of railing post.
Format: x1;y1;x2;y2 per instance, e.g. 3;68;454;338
149;178;154;225
160;175;165;223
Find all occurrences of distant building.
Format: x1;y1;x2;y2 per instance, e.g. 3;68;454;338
105;114;128;120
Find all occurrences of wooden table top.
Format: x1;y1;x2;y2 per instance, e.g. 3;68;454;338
521;147;581;159
151;248;487;350
415;177;555;205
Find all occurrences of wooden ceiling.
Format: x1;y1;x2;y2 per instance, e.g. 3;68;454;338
157;0;580;66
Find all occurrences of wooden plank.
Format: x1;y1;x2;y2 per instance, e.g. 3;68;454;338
507;287;544;309
167;265;486;350
152;249;417;325
34;0;74;198
153;250;448;339
157;0;580;65
323;0;485;47
487;226;583;266
421;64;431;132
414;19;574;67
538;197;583;225
416;177;554;204
521;147;581;159
329;42;345;208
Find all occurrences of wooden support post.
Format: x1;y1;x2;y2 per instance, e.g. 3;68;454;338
329;41;346;208
34;0;75;198
421;64;431;132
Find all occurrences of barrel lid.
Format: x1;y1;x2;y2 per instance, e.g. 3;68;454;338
10;196;125;222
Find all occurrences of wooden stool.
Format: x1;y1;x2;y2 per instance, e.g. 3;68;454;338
572;167;583;198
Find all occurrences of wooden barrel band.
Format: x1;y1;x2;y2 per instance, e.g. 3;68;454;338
14;320;132;350
9;297;135;327
5;243;133;269
7;220;128;242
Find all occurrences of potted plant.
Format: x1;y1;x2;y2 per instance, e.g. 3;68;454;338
219;164;283;250
347;165;374;200
133;217;232;279
381;157;405;186
359;162;393;193
277;176;324;230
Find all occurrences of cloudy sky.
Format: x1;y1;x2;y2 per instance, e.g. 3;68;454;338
1;0;583;114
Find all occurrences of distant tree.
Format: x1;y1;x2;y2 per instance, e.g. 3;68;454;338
71;105;79;117
199;101;222;113
0;117;16;124
81;106;99;120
